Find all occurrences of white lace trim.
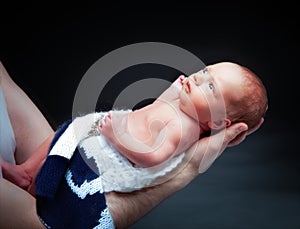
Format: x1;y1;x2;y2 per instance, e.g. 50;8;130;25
80;134;184;192
50;110;185;192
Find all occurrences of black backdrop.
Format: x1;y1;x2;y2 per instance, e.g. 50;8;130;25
1;4;299;229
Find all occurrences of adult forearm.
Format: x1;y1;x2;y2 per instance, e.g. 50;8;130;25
104;137;202;228
106;154;197;229
106;122;249;228
105;174;192;229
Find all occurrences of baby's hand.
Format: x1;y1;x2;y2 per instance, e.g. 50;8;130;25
1;160;32;190
179;75;185;85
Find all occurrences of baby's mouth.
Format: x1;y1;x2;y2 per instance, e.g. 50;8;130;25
184;80;191;93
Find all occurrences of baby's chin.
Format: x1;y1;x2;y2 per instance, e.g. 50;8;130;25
179;105;199;122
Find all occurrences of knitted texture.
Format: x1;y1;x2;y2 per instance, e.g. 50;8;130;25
36;117;115;229
80;134;184;192
36;110;185;228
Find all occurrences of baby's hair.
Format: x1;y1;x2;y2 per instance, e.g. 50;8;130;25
226;64;268;130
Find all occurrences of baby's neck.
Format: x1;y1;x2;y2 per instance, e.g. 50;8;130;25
171;99;207;135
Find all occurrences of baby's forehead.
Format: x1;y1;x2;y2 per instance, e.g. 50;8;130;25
206;64;244;78
190;67;208;76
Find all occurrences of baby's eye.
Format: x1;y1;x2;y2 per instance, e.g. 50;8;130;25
208;82;214;91
203;69;208;74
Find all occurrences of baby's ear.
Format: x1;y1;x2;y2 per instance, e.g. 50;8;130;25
208;118;231;130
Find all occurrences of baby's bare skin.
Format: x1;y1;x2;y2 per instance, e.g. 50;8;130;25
100;99;202;168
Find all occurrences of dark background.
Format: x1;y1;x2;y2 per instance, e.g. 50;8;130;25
1;4;299;229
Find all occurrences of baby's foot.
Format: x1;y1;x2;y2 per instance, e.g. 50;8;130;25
99;111;128;144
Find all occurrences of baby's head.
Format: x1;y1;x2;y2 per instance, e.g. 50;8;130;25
180;62;268;131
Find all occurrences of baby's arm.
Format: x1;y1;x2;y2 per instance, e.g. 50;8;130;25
100;114;180;168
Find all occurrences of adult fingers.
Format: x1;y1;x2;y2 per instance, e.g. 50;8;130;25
228;118;264;147
227;131;247;147
185;122;248;173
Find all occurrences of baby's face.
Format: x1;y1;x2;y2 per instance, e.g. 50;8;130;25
179;62;244;126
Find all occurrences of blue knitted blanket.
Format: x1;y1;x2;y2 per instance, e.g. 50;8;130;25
35;120;115;229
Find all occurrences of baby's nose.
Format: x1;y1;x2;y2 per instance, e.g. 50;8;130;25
192;73;202;86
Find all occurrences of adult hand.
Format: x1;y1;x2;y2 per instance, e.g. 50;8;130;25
107;121;254;228
165;121;251;188
228;118;264;147
0;157;32;190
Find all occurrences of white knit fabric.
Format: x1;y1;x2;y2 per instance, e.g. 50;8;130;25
80;133;184;192
50;110;185;192
94;207;115;229
49;112;105;159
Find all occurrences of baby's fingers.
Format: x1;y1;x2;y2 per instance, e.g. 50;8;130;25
179;75;185;85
